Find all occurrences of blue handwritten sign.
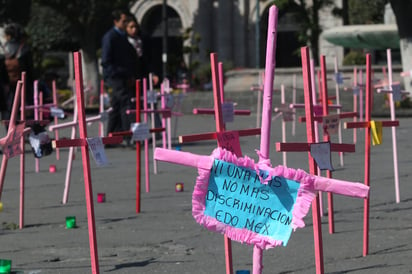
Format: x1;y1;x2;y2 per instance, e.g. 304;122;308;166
204;159;300;246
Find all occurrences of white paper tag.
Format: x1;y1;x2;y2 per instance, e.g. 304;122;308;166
310;142;334;171
391;84;402;102
147;90;157;104
131;122;150;141
222;102;234;123
87;137;109;167
335;72;343;85
166;94;174;108
50;107;65;119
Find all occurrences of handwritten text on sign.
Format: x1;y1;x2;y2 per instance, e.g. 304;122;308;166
204;159;300;245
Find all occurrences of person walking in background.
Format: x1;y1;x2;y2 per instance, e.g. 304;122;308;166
125;14;162;136
101;9;138;143
1;23;34;121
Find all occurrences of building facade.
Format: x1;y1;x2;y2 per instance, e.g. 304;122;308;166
130;0;343;78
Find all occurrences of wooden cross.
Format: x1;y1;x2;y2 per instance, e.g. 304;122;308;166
342;67;361;144
332;57;352;166
290;56;358;228
48;100;112;205
344;53;399;257
1;72;52;228
0;77;32;229
276;47;359;274
154;9;368;273
318;55;358;233
170;81;187;139
273;84;295;166
52;51;123;274
110;78;166;213
192;62;252;120
374;49;405;203
177;52;261;274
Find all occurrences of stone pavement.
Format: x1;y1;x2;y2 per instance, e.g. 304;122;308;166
0;113;411;273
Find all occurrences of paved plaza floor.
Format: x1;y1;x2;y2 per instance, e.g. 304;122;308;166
0;113;411;273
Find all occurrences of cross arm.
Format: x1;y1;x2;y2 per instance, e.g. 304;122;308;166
126;109;172;116
48;109;113;131
276;142;355;153
344;120;399;129
179;128;261;143
192;108;251;116
155;147;369;199
108;127;165;138
52;136;123;148
154;147;213;169
290;103;342;110
299;111;358;122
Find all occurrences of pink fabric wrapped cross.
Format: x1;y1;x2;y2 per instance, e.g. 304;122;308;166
155;147;369;249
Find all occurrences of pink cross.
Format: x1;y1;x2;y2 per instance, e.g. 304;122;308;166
344;53;399;257
52;52;123;274
110;79;166;212
0;73;35;229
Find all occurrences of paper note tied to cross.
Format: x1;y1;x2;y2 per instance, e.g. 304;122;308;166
310;142;334;171
87;137;109;167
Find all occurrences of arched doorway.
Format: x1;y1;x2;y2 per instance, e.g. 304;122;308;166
260;6;302;68
140;5;183;81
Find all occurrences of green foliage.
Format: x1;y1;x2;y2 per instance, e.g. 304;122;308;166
348;0;388;24
342;50;366;65
0;0;31;25
27;3;79;52
41;55;65;70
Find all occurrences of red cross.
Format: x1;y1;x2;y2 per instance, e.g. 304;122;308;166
110;78;165;213
344;53;399;257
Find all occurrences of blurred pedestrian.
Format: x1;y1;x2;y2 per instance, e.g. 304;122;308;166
125;14;162;136
101;9;138;142
1;23;34;121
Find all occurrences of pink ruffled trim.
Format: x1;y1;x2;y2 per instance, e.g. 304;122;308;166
192;148;317;250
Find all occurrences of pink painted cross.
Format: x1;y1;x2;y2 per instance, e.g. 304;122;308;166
52;52;123;274
284;55;357;234
374;49;405;204
48;101;113;205
192;62;252;121
110;78;166;213
177;52;261;274
276;47;358;274
344;53;399;257
154;12;369;274
0;77;32;229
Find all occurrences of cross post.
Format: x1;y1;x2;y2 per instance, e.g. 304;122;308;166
52;52;122;274
276;47;357;274
48;101;112;205
374;49;404;203
166;52;261;274
110;79;166;212
344;53;399;256
0;78;32;230
284;55;357;234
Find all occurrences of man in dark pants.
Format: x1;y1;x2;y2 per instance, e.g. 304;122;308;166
101;9;138;145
